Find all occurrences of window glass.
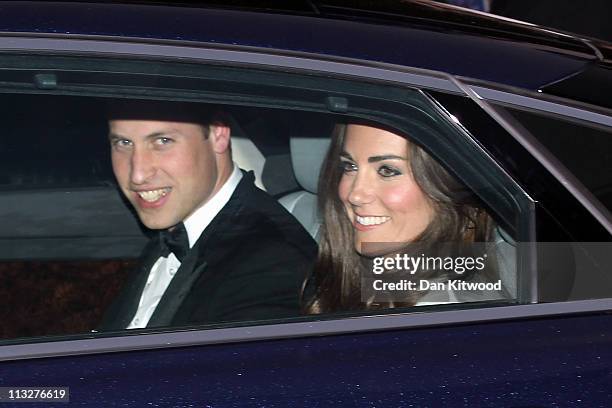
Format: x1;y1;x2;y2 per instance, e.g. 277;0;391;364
0;95;143;339
0;70;522;345
501;106;612;213
428;91;612;304
0;260;133;338
1;95;113;189
496;105;612;303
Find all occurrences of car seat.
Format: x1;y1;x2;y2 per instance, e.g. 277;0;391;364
278;121;332;240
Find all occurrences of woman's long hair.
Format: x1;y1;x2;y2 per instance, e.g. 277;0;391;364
305;124;494;314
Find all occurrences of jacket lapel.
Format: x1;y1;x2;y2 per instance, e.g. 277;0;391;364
146;252;209;327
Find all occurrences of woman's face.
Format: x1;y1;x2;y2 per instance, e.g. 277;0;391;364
338;124;434;254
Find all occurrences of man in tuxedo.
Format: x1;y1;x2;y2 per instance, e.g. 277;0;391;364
99;101;316;330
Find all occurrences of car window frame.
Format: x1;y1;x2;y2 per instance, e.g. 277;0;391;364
0;33;610;361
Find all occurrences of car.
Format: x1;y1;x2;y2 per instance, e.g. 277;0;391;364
0;0;610;406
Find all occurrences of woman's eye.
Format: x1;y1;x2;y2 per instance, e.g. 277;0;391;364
378;165;401;177
340;161;357;173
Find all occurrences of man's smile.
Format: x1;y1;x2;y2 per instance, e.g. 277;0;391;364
134;187;172;203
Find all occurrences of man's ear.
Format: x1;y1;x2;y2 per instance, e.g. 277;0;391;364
209;123;231;154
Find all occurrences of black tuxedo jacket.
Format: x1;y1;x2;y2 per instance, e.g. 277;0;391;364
100;172;317;330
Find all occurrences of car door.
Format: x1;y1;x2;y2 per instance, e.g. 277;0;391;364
0;20;611;408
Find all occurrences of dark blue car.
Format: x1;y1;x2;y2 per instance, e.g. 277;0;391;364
0;1;611;406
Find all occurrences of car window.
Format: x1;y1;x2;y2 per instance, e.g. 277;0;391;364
0;58;527;345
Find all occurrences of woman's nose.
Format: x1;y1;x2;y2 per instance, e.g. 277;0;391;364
347;174;374;206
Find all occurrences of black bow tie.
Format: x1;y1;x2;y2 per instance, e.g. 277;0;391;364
160;222;189;262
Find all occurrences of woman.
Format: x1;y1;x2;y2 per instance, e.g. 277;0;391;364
305;123;504;313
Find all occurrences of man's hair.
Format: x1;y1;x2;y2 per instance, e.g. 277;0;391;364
106;99;228;138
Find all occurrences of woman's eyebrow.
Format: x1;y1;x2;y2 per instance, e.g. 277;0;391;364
340;151;353;160
368;154;407;163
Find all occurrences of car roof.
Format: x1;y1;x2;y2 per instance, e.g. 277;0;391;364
0;0;605;91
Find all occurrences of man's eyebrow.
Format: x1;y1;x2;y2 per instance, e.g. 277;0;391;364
144;131;172;140
368;155;406;163
108;131;176;141
108;132;124;141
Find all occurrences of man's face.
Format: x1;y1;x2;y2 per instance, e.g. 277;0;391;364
109;119;227;230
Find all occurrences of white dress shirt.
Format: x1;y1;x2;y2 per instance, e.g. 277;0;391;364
127;164;243;329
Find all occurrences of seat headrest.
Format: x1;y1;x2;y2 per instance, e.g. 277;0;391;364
232;137;266;190
290;120;334;193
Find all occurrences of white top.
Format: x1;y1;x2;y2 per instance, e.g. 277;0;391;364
127;164;243;329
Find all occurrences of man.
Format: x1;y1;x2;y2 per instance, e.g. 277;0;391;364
99;101;316;330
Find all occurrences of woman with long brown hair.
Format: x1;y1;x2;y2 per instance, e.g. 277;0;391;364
305;123;506;314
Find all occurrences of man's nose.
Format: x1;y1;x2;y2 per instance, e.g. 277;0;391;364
347;173;374;206
129;147;156;185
